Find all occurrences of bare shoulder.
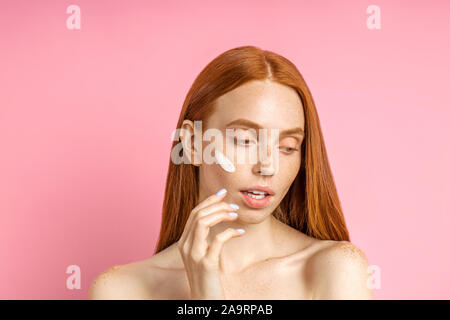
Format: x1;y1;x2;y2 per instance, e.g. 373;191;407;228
307;240;373;299
88;243;186;300
310;240;369;263
88;262;155;300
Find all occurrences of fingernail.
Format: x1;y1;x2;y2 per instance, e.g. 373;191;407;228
216;188;227;196
229;203;239;210
236;228;245;234
229;212;238;217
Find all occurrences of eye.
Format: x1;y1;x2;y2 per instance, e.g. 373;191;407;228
280;146;299;153
235;137;256;146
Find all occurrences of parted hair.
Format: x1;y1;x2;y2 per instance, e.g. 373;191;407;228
154;45;350;254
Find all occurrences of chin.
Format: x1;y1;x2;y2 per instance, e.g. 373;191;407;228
237;210;272;223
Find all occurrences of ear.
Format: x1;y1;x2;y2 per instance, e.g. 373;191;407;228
180;119;201;167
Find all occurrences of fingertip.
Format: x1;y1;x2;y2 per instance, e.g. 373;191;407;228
216;188;227;197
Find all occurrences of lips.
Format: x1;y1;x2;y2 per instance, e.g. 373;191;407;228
239;185;275;209
239;185;275;196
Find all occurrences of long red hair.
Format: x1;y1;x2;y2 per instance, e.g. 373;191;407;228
154;45;349;253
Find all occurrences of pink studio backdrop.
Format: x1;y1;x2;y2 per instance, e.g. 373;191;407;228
1;0;449;299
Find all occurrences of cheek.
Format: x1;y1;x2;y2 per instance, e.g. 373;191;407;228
199;162;235;194
200;163;221;187
228;145;260;168
279;155;301;181
200;159;248;195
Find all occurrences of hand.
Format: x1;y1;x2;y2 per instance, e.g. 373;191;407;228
176;188;244;300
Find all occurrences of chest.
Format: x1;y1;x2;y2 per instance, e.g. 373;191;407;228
220;260;312;300
160;260;312;300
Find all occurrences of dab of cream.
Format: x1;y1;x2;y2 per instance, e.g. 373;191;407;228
215;149;235;173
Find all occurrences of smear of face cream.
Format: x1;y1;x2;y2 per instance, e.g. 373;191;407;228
214;149;235;173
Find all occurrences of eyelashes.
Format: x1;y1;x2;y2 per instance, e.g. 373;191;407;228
235;137;256;146
280;147;299;153
233;137;299;154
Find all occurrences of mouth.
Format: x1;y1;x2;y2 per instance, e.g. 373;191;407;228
239;186;275;209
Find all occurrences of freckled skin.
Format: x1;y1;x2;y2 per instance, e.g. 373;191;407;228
91;266;120;286
339;242;366;260
88;80;373;300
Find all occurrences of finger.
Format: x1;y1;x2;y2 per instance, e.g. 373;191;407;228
204;228;245;265
181;189;227;239
190;211;239;257
183;201;237;249
197;201;238;219
194;188;228;214
184;190;237;235
179;190;224;246
185;205;238;257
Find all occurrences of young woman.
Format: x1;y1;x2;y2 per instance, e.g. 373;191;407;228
89;46;373;300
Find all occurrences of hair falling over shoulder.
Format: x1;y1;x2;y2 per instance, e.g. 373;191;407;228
154;45;350;254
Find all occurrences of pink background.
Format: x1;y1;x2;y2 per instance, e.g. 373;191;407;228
1;0;449;299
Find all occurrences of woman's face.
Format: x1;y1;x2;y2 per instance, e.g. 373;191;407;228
188;79;305;222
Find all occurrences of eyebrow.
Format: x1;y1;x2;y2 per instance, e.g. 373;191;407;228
225;118;304;137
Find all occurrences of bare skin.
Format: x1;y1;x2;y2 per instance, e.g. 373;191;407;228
88;80;373;300
88;230;371;299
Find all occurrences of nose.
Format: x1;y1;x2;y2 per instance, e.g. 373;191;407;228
255;141;279;176
258;165;275;175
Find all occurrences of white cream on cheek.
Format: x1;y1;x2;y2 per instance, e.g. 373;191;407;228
214;149;236;173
